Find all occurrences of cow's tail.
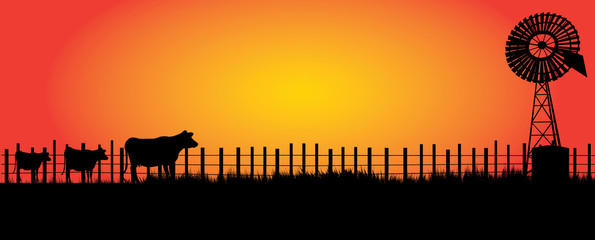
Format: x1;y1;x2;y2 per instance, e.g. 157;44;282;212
60;158;67;175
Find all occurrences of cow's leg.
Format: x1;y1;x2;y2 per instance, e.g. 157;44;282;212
163;164;170;178
131;164;139;183
30;169;34;183
169;162;176;180
65;165;70;183
88;170;93;183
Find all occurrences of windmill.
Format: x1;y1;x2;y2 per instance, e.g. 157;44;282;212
505;12;587;177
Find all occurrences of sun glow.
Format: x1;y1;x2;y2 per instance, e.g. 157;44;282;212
1;0;594;153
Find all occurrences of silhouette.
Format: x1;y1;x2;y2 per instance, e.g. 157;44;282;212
562;50;587;77
532;145;569;183
62;146;108;182
14;150;51;182
124;130;198;183
505;12;587;174
505;12;585;84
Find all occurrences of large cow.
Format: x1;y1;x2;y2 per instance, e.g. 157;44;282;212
63;146;108;182
124;130;198;182
14;150;51;182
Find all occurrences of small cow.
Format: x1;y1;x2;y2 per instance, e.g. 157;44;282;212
125;130;198;182
14;150;51;182
63;146;108;182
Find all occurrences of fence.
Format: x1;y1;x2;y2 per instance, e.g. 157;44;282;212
1;140;593;183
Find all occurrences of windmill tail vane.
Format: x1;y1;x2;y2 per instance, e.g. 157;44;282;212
563;51;587;77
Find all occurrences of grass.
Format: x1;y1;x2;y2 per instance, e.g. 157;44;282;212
142;170;384;185
3;169;594;216
6;169;594;186
139;169;595;185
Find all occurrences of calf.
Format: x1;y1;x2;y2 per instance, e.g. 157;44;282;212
63;146;108;182
14;150;51;182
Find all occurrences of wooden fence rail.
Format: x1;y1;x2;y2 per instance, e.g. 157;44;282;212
1;141;594;183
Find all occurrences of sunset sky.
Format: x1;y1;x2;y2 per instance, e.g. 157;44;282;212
1;0;593;157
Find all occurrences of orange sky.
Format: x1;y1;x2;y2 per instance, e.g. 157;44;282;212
1;0;593;157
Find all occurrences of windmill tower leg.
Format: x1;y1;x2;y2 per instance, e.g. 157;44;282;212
525;82;562;171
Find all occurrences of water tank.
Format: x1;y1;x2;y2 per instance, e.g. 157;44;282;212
532;145;569;183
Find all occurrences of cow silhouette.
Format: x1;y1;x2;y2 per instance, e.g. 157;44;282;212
124;130;198;182
14;150;51;182
63;146;108;182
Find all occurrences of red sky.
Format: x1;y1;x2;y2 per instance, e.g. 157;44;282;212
1;0;593;160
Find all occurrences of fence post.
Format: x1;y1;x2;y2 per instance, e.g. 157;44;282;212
289;143;293;177
402;148;407;181
472;148;476;174
315;143;319;176
16;143;20;183
419;144;423;180
484;148;489;177
201;147;205;180
275;148;280;177
4;149;8;183
43;147;47;184
588;144;592;180
494;140;498;177
354;147;358;175
302;143;306;174
573;148;577;179
171;151;177;180
31;147;36;183
341;147;345;173
219;148;224;181
110;140;114;183
96;144;102;183
263;147;267;179
384;148;389;182
432;144;436;176
185;147;189;178
53;140;57;183
457;144;461;177
236;147;241;177
328;149;333;173
4;149;10;183
367;147;372;174
445;149;450;176
81;143;85;184
250;147;254;180
506;144;511;174
119;148;124;183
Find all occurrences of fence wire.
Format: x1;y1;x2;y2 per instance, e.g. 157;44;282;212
2;142;593;183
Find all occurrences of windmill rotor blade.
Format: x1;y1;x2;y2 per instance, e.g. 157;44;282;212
544;13;555;33
519;17;535;36
505;12;583;83
546;56;562;79
511;26;530;41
